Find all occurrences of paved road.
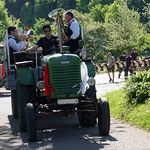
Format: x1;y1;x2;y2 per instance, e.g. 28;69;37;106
0;73;150;150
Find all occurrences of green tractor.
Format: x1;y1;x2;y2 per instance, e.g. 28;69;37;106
4;8;110;142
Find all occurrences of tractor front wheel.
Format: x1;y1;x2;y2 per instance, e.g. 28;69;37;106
97;98;110;136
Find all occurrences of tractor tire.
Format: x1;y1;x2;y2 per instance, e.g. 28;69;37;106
77;85;97;127
97;99;110;136
77;103;96;127
18;83;35;132
26;103;37;142
11;90;18;118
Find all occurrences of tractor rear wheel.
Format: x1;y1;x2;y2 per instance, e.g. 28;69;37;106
26;103;37;142
18;83;35;132
11;90;18;118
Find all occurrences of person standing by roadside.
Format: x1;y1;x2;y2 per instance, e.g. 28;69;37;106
124;51;133;80
131;48;138;61
118;52;126;78
107;52;115;83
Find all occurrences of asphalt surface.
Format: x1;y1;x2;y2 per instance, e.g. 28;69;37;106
0;73;150;150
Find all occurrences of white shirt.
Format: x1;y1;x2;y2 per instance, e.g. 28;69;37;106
69;19;80;40
108;56;115;67
8;35;27;52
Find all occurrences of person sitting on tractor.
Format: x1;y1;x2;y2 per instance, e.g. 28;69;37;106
7;26;28;64
27;24;59;55
23;25;34;41
63;11;82;55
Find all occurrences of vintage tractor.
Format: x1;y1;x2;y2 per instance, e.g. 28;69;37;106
4;8;110;142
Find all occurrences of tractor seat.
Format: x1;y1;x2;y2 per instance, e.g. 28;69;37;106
15;60;33;68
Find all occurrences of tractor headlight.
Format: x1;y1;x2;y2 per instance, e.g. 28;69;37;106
87;77;96;86
37;81;44;90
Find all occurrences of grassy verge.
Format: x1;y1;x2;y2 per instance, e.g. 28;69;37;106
105;89;150;131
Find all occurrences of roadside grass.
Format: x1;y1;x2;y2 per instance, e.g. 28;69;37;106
105;89;150;131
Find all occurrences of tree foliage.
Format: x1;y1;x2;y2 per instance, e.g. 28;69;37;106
0;1;19;41
33;18;50;36
104;0;145;54
128;0;150;23
76;0;90;12
0;0;149;62
89;4;109;22
20;2;35;25
71;10;109;62
143;3;150;33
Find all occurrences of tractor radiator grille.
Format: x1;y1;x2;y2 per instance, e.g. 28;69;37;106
51;64;81;98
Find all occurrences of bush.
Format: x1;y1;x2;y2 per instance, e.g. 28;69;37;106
124;70;150;105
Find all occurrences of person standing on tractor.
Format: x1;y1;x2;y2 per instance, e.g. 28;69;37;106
63;11;82;55
7;26;28;64
27;24;59;55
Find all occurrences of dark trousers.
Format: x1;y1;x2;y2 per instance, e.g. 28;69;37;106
124;66;133;79
64;39;79;54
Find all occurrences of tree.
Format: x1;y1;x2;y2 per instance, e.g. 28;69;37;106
142;3;150;49
100;0;114;5
33;18;50;36
5;0;27;18
57;0;76;10
89;4;109;22
71;10;109;62
76;0;90;12
104;0;145;54
35;0;53;19
143;3;150;33
20;2;35;25
128;0;150;23
0;1;19;42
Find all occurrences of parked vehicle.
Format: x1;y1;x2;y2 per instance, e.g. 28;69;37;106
0;45;5;87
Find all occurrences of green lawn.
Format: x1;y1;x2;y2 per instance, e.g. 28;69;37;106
105;89;150;131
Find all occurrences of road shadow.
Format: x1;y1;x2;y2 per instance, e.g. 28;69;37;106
0;116;28;150
27;127;117;150
8;115;20;135
6;114;118;150
110;120;128;133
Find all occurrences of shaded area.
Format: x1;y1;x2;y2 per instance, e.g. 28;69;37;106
0;124;27;150
27;127;117;150
5;113;118;150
